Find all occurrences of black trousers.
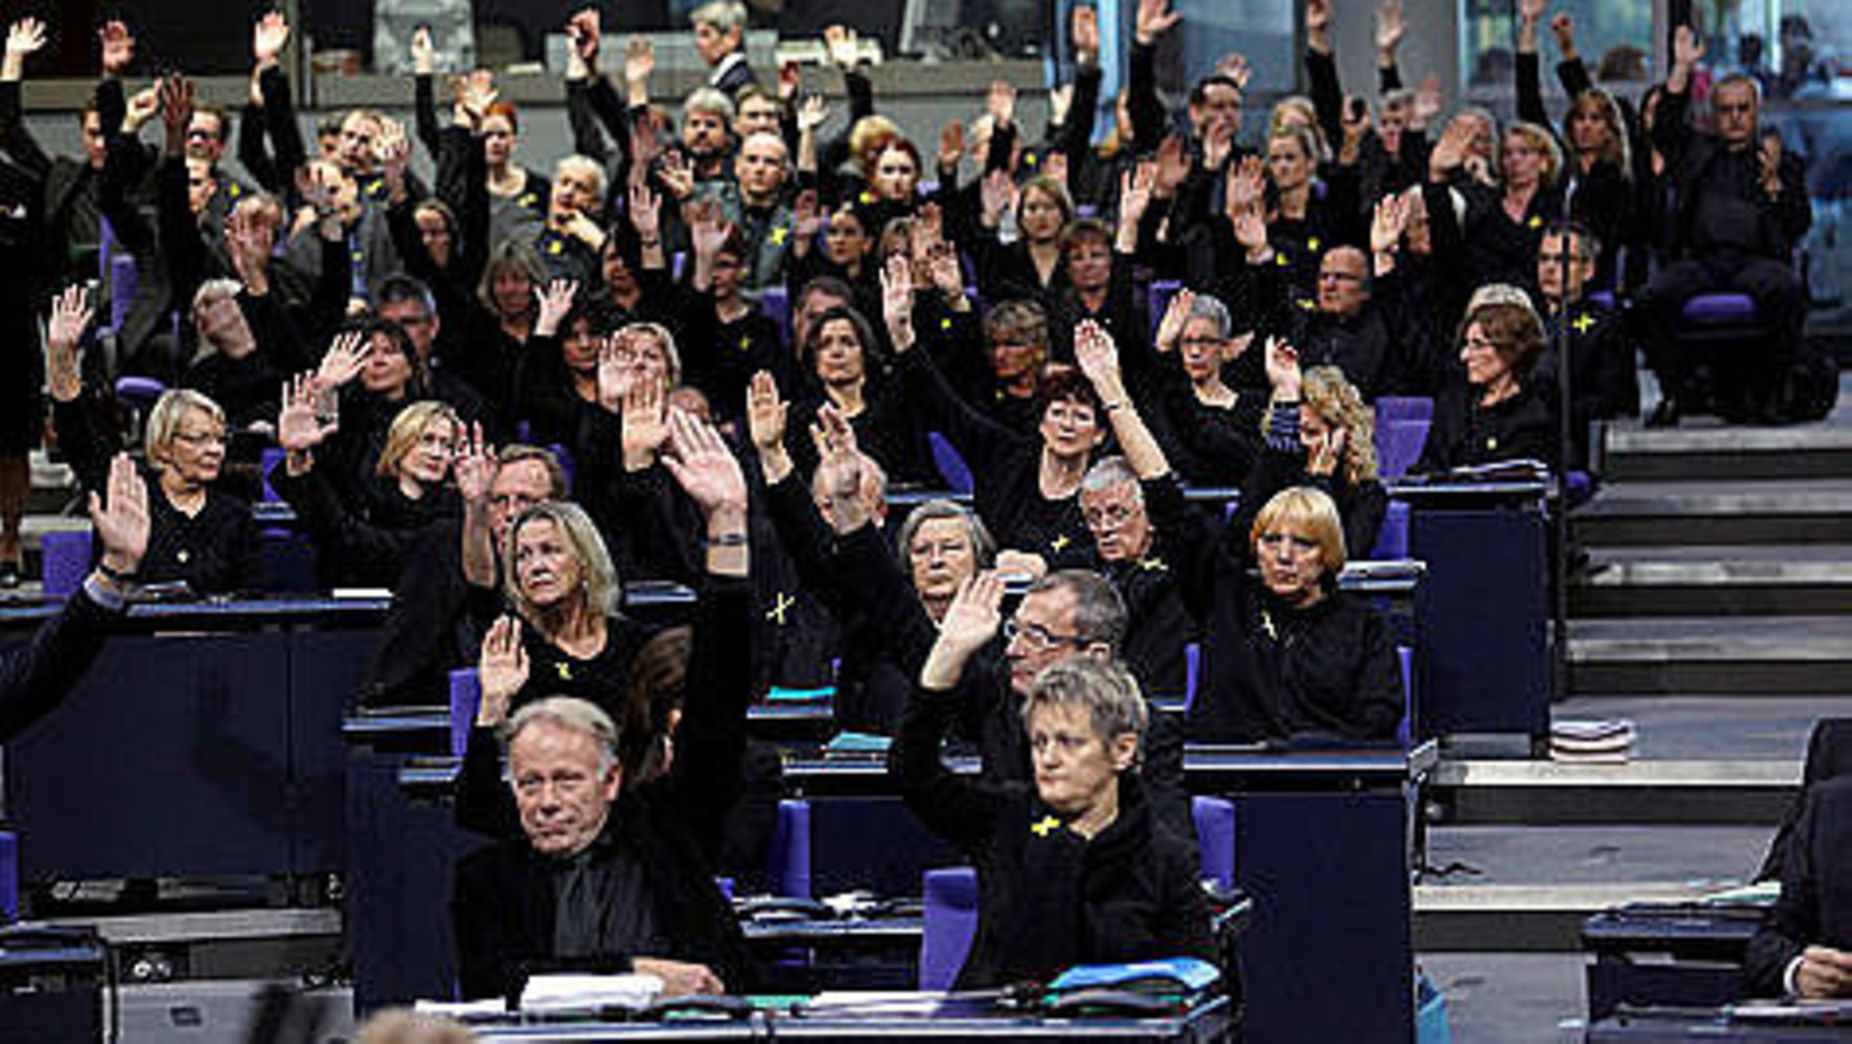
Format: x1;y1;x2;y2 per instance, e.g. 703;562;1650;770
1641;252;1804;402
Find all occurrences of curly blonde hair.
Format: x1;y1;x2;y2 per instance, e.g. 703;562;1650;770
1301;366;1378;486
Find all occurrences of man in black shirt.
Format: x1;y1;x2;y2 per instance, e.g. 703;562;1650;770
1641;27;1811;426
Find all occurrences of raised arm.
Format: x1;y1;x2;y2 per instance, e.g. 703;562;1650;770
1514;0;1553;132
1074;321;1171;481
0;18;52;176
1376;1;1405;92
889;573;1010;854
1127;0;1180;154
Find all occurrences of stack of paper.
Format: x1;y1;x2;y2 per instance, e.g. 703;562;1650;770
1550;719;1636;763
518;972;663;1014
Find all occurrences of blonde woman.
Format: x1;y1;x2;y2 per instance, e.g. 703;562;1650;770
46;285;258;594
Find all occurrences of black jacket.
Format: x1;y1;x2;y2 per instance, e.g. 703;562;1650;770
1744;776;1852;997
450;577;754;1000
1178;440;1404;743
890;686;1213;989
0;583;122;743
1415;379;1559;475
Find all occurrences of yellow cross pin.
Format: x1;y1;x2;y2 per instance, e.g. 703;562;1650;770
768;225;789;246
1307;236;1321;253
1031;815;1062;837
1572;313;1596;335
555;662;573;681
1138;557;1167;572
1051;534;1072;554
766;592;796;625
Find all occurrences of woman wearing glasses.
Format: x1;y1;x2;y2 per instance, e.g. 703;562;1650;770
1414;292;1558;474
892;577;1213;987
44;285;259;594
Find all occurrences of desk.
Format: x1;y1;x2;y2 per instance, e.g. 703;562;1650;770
1583;904;1769;1021
1396;480;1550;744
1588;1006;1852;1041
469;994;1233;1042
0;597;388;885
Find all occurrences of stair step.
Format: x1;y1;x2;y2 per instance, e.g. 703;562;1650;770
1603;422;1852;481
1414;823;1766;950
1548;694;1851;761
1428;759;1796;825
1572;545;1852;616
1567;616;1852;695
1572;479;1852;546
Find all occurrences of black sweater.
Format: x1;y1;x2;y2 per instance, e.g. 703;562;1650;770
1744;776;1852;998
890;686;1213;989
1178;441;1404;743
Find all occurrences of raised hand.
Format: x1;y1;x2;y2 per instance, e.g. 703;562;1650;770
1153;286;1196;354
627;109;662;172
1264;336;1302;398
278;372;338;451
1370;191;1411;255
778;57;801;102
99;20;135;76
688;203;729;260
623;34;654;85
809;403;863;503
790;188;822;244
377;117;411;192
1549;13;1577;57
410;24;436;75
1376;1;1404;56
926;242;965;300
476;615;530;726
533;279;579;338
938;119;966;169
620;375;670;469
985;79;1016;129
656;149;695;201
627;180;662;243
317;329;372;388
1759;133;1784;195
90;452;150;578
1134;0;1181;46
1215;53;1251;92
225;207;273;290
938;572;1005;659
566;7;601;66
1428;119;1471;178
3;17;46;82
452;422;496;503
1072;5;1101;64
454;68;497;128
253;10;290;68
745;370;788;453
1307;425;1347;477
45;284;95;400
979;168;1016;229
796;94;829;135
159;74;195;156
1072;320;1123;397
1519;0;1545;25
1119;162;1157;224
1341;94;1372;145
1305;0;1333;50
661;408;749;522
822;24;859;70
1412;73;1444;130
880;253;916;348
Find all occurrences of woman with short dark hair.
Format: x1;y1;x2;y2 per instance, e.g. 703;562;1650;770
1415;294;1558;473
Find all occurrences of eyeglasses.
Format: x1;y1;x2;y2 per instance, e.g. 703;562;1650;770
1004;617;1086;651
172;430;227;447
1083;503;1136;529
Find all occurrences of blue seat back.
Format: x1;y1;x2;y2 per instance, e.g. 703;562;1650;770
260;447;287;503
0;831;14;920
448;668;481;758
1191;796;1236;891
927;432;974;495
760;285;791;345
919;866;979;990
1374;396;1434;424
40;530;94;599
1397;645;1414;747
1375;419;1430;480
1371;501;1410;559
1148;280;1181;344
765;799;813;898
1181;642;1202;714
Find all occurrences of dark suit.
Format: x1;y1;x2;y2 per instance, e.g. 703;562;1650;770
0;583;122;743
1745;776;1852;997
449;578;754;1001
